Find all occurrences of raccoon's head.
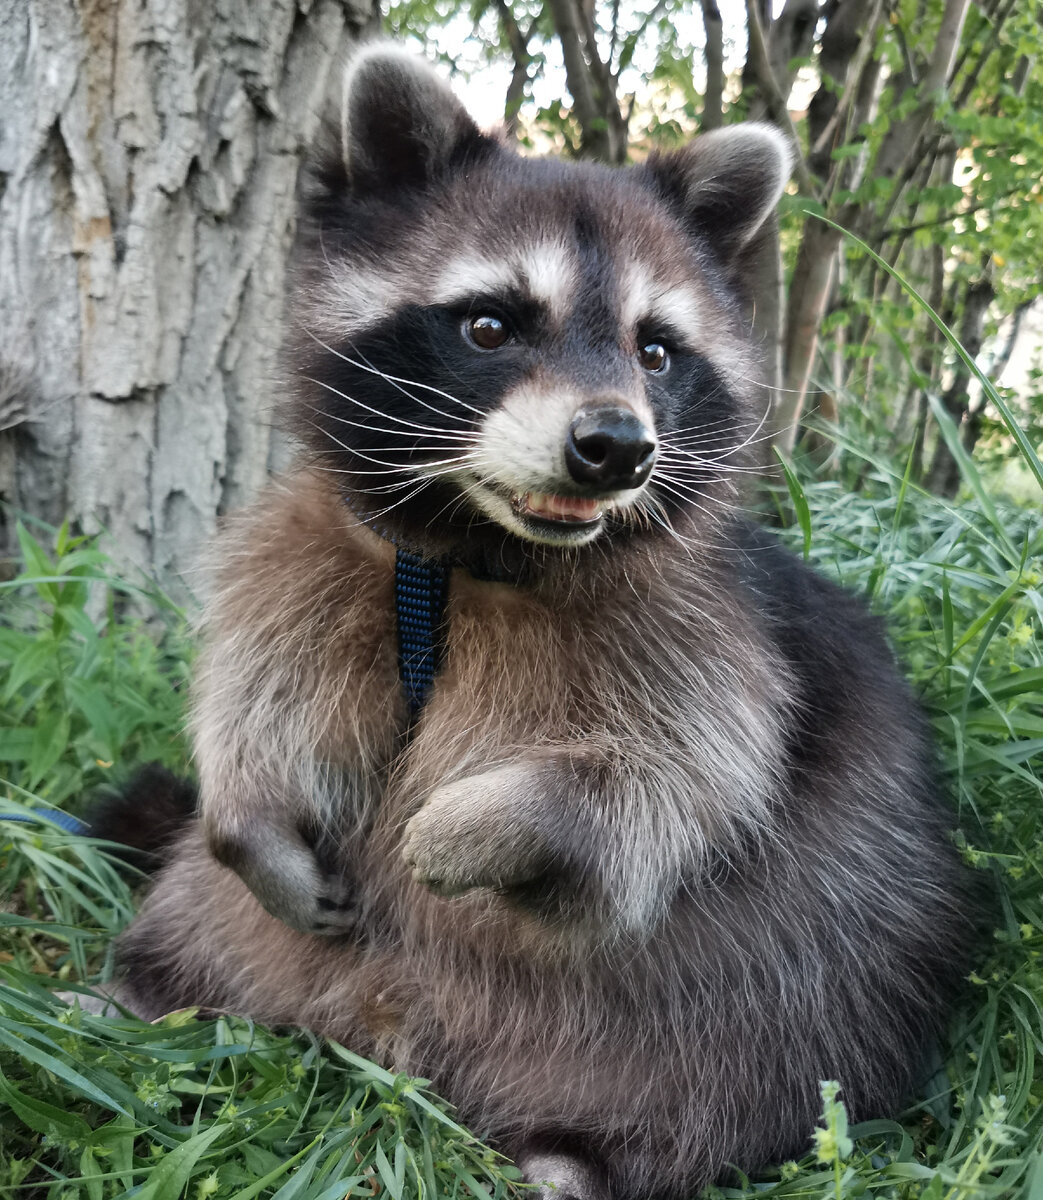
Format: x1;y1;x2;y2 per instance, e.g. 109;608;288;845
292;46;790;573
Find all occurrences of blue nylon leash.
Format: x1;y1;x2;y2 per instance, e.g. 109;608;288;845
1;809;88;834
395;549;450;718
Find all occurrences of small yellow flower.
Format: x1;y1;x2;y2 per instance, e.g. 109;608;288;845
197;1172;221;1200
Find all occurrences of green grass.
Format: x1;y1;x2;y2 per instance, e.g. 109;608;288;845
1;425;1042;1198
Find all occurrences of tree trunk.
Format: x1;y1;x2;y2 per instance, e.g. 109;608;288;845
699;0;725;130
0;0;376;598
776;220;844;454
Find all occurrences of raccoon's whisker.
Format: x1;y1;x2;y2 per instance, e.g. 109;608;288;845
660;420;764;449
652;478;753;524
664;428;777;457
315;447;480;478
352;476;444;524
638;488;697;536
653;469;741;500
315;407;477;443
658;409;774;450
715;359;809;396
651;477;734;515
344;345;487;421
634;493;722;564
303;376;477;439
424;475;490;531
657;452;768;477
303;329;484;422
659;418;744;446
356;454;501;508
661;409;776;467
334;444;476;455
304;419;477;476
655;459;754;486
299;390;475;444
316;459;483;491
312;464;459;487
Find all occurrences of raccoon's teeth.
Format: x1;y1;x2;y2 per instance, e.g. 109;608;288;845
515;492;603;523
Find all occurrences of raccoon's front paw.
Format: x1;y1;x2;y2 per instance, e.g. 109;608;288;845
517;1149;609;1200
402;764;553;897
207;819;359;936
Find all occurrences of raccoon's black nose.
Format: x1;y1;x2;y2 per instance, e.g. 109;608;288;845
565;407;657;491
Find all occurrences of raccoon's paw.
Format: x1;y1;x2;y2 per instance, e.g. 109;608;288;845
402;765;553;898
207;819;359;936
517;1150;609;1200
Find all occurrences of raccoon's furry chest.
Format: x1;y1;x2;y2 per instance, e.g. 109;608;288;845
392;564;787;821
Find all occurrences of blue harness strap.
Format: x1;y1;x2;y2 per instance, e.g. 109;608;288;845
395;549;450;718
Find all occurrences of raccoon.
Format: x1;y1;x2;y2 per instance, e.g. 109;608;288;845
111;46;978;1200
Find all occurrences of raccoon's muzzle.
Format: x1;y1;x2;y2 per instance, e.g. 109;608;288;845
565;407;657;491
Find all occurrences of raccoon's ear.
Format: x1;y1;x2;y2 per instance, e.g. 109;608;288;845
340;45;494;195
644;124;792;263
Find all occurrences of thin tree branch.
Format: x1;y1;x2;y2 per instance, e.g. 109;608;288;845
953;0;1017;109
990;298;1034;384
809;0;883;169
744;0;818;196
493;0;537;140
609;0;620;67
872;0;970;182
546;0;625;161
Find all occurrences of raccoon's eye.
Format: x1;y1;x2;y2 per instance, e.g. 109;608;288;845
465;314;509;350
639;342;669;373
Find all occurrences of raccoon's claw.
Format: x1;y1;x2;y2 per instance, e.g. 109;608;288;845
208;818;359;936
307;877;361;936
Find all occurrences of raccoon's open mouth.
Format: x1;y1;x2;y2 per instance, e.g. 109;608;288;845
510;492;604;528
449;472;610;546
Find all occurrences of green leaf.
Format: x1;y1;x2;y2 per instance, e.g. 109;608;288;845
129;1122;228;1200
226;1136;323;1200
0;1062;94;1141
28;709;71;787
0;1028;131;1117
0;727;34;761
774;449;813;560
3;638;56;702
80;1146;105;1200
15;522;58;602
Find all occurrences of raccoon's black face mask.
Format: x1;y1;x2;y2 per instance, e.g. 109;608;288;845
293;46;790;565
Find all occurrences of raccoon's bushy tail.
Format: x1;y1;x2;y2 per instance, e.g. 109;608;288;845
89;765;197;872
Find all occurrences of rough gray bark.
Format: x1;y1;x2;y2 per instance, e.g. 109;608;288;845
0;0;375;597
